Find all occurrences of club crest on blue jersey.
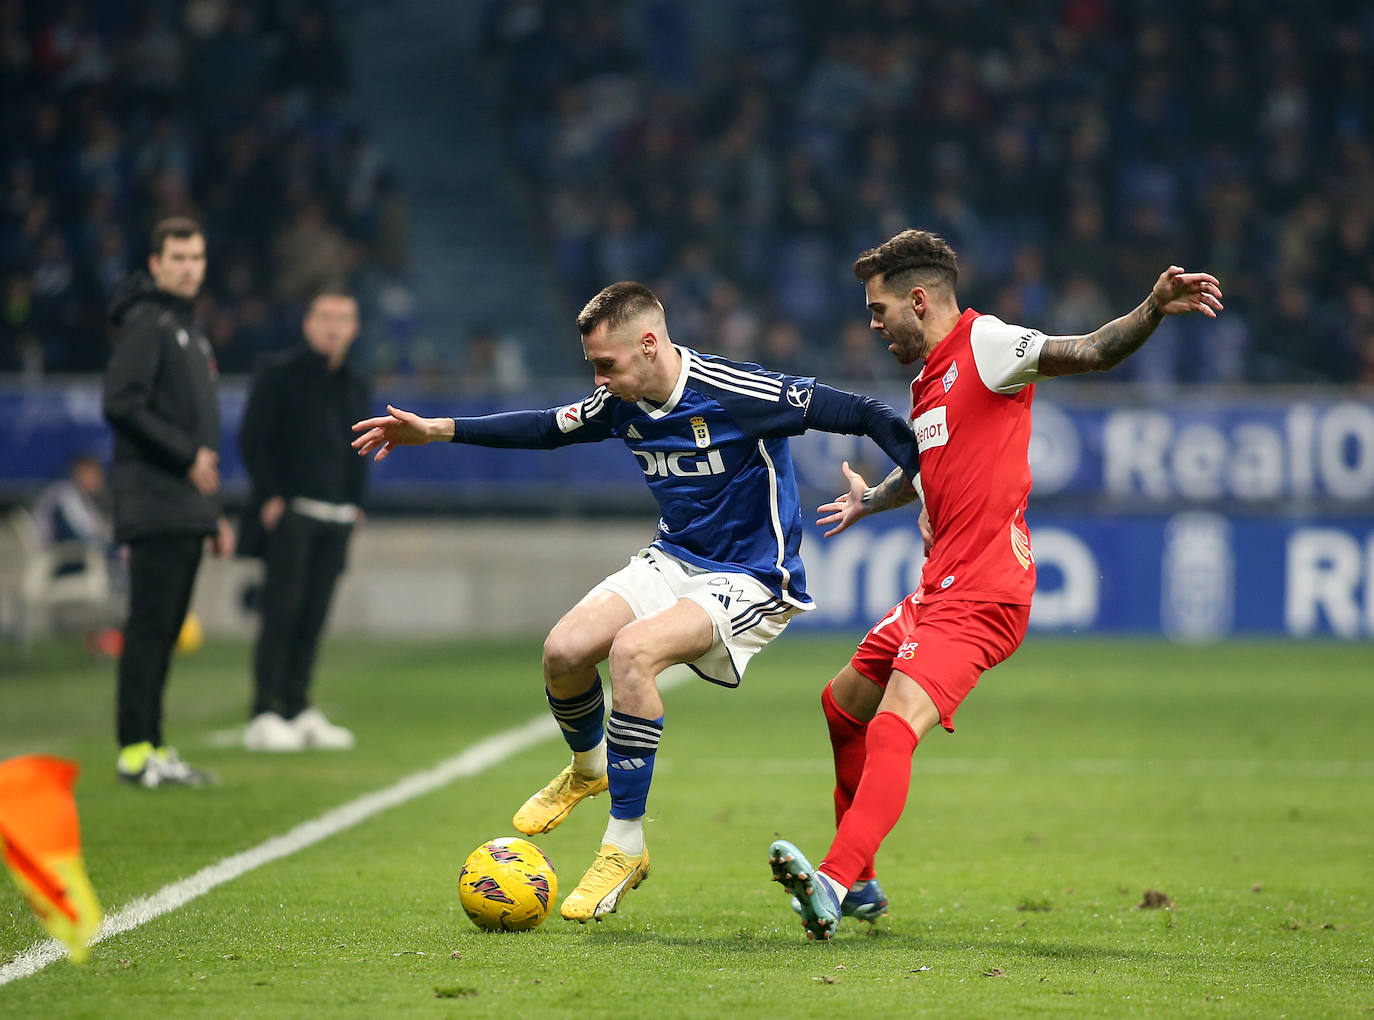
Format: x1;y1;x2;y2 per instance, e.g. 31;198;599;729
689;415;711;449
553;347;815;609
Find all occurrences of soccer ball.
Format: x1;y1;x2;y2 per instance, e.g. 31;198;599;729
458;837;557;932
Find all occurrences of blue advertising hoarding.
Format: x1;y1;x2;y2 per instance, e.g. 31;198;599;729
2;380;1370;637
793;512;1374;639
3;383;1373;508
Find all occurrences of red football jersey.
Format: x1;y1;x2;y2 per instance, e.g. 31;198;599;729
909;308;1049;605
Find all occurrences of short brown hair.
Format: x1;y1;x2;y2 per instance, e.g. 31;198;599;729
576;281;662;336
308;283;355;309
853;229;959;294
149;216;203;256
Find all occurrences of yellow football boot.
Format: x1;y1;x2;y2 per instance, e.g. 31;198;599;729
560;843;650;922
512;764;608;835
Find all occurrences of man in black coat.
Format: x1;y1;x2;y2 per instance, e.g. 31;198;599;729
239;288;369;751
103;217;233;788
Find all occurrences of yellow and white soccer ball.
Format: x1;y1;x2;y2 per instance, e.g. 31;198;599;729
458;837;557;932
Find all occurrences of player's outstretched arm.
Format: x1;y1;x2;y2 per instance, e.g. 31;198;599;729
817;463;919;538
1037;267;1224;377
351;405;455;462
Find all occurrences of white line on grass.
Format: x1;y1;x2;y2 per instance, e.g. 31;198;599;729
1;668;693;989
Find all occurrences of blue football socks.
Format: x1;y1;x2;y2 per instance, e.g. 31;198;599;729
547;676;605;753
606;710;664;820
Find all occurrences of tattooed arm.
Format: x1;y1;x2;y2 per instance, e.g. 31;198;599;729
866;465;934;553
1036;266;1224;377
860;465;919;514
817;462;920;538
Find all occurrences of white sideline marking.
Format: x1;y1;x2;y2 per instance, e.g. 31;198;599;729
2;666;691;987
2;713;559;986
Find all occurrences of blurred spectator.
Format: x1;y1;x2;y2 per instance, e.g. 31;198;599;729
833;320;888;382
2;0;405;375
31;451;112;567
29;449;123;658
274;200;355;303
459;323;531;394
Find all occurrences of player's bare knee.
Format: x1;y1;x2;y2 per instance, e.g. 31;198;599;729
606;628;661;687
605;634;644;684
542;626;595;681
880;672;941;737
829;664;883;721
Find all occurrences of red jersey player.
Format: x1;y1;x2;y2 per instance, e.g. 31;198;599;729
769;229;1224;940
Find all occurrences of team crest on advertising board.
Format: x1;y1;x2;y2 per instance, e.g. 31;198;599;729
942;361;959;392
689;415;711;449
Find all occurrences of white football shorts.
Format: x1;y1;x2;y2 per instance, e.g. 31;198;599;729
591;547;805;688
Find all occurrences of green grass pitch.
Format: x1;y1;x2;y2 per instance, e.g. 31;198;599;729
1;636;1372;1017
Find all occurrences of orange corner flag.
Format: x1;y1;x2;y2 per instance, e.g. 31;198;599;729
0;756;102;963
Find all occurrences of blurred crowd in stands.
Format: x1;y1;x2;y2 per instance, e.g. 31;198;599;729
4;0;1372;387
482;0;1374;385
1;0;407;377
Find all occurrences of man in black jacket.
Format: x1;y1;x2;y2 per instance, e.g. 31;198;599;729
239;288;369;751
103;217;233;788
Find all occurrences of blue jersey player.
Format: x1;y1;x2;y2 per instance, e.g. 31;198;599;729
352;282;920;922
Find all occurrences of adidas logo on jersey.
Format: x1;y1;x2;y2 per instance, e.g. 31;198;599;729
627;424;643;440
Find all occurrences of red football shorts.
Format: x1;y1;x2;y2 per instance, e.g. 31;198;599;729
849;595;1031;732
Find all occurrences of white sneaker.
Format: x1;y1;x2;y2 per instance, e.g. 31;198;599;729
153;746;216;786
244;712;306;752
292;707;355;750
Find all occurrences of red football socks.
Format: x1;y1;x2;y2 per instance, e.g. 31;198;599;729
821;681;874;881
822;682;865;821
820;710;919;890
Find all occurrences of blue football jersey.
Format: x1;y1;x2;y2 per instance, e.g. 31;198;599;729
550;347;817;607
